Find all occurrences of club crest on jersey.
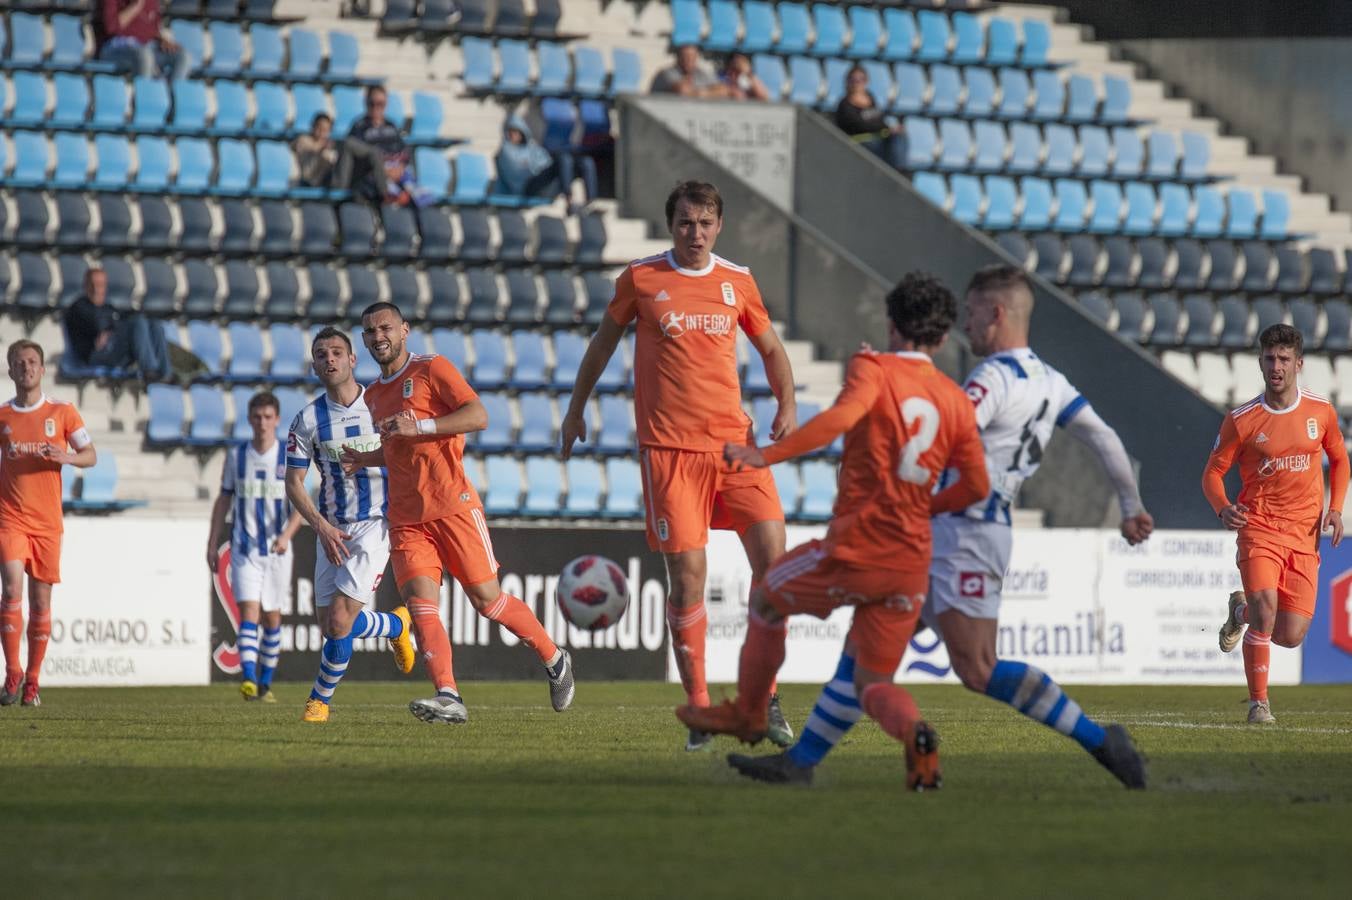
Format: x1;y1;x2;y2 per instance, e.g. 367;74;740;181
720;282;736;306
1307;417;1319;440
43;417;56;438
402;378;414;399
657;518;670;542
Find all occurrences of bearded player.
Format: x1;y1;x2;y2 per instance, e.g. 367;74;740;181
0;340;97;707
560;181;799;751
1207;323;1347;724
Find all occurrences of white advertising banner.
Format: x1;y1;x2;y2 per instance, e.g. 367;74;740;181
695;527;1301;686
29;519;211;686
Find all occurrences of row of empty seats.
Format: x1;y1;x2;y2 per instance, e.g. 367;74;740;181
6;1;281;18
380;0;567;39
461;38;642;99
915;173;1290;240
674;1;1055;68
61;452;145;512
1159;347;1352;416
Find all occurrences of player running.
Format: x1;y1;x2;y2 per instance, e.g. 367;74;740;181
0;340;97;707
733;264;1150;789
678;273;989;790
560;180;799;751
342;302;573;723
284;327;416;723
1206;323;1347;724
207;391;303;702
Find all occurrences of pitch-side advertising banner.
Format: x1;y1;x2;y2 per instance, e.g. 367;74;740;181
1304;537;1352;683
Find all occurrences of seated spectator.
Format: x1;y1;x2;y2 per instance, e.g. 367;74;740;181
333;86;425;205
293;113;337;188
64;268;172;383
96;0;189;80
495;115;596;211
650;46;732;98
721;53;770;101
835;64;906;169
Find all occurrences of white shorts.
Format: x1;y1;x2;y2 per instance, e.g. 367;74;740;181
925;516;1012;622
230;549;294;613
314;517;390;607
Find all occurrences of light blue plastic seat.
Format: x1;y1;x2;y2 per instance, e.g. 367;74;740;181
603;459;643;518
1146;131;1179;180
1180;131;1210;181
52;132;89;188
1123;182;1157;235
891;62;925;115
1042;123;1076;175
754;54;787;101
964;68;997;118
564;458;603;516
776;3;811;56
288;28;324;81
1019;177;1053;230
132;76;170;131
1260;190;1290;240
902;116;938;168
1088;180;1123;233
1192;186;1225;237
205;22;245;77
985;17;1019;67
951;12;985;65
1102;75;1131;124
670;0;704;47
461;37;495;93
972;120;1008;173
1065;74;1098;123
916;10;952;62
811;3;847;58
92;133;131;189
1030;70;1064;121
983;176;1018;229
1078;125;1110;178
950;174;983;225
451;151;490;204
788;56;822;107
51;73;88;129
1021;20;1052;67
846;6;883;59
882;8;918;62
1111;127;1144;179
937;118;972;171
741;1;776;54
706;0;742;53
1052;178;1088;231
1157;182;1191;236
146;384;186;445
1225;189;1259;239
912;171;948;210
997;67;1031;119
928;65;962;117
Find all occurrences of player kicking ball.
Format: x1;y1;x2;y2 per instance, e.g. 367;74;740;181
1206;324;1347;724
207;392;304;702
0;340;97;708
342;303;573;723
678;273;989;790
734;265;1150;789
284;328;415;723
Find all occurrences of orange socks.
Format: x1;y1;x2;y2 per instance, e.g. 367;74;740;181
1243;629;1271;701
408;597;457;693
860;682;920;743
735;612;786;719
482;593;559;663
0;600;21;679
667;600;709;707
25;610;50;682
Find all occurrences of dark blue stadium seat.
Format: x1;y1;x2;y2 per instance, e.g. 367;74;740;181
264;262;300;318
14;191;48;248
582;271;615;324
140;258;178;315
1206;240;1241;292
505;270;540;323
1112;292;1148;342
1274;246;1309;294
1102;236;1136;289
1288;297;1319;346
147;384;186;445
222;259;260;317
414;207;453;264
347;325;379;382
1172;239;1206;292
345;267;379;322
299;201;337;256
215;198;254;256
1182;294;1219;347
1218;295;1253;349
305;263;340;319
55;192;91;249
543;271;578;324
517;393;556;453
1066;234;1101;287
15;253;53;311
253;199;290;257
1242;242;1275;292
380;205;417;261
1147;293;1183;346
181;259;219;316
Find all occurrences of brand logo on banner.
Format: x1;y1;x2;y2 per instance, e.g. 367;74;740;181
1329;568;1352;657
211;542;241;674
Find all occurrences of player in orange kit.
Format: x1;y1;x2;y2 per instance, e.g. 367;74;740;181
1204;323;1348;724
560;181;800;751
343;303;573;723
0;340;98;707
677;273;989;790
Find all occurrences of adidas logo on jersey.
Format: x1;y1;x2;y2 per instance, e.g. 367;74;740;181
1256;432;1269;443
653;290;671;302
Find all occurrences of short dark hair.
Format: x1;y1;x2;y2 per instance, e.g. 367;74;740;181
247;391;280;416
665;180;723;227
1259;323;1304;357
311;112;332;128
7;339;45;367
365;84;386;102
966;263;1033;299
311;326;352;354
886;272;958;347
360;301;404;323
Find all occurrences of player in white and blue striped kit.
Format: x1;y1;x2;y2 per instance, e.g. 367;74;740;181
206;391;304;702
284;327;414;723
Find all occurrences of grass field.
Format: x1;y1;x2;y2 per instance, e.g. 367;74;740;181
2;681;1350;899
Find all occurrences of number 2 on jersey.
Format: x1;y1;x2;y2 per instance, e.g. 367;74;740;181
897;397;940;485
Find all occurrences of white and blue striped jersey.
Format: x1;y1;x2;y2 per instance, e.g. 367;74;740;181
285;392;387;526
938;347;1086;525
221;440;291;557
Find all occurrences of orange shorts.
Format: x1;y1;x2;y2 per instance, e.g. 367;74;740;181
761;540;927;675
0;529;61;584
1237;538;1319;618
639;447;783;554
390;507;499;590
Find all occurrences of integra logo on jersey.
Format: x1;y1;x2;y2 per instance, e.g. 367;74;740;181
659;310;734;339
1257;453;1312;478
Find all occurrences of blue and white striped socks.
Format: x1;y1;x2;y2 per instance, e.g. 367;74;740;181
310;632;352;704
238;621;260;684
787;651;862;769
349;609;402;640
258;627;282;689
984;659;1105;752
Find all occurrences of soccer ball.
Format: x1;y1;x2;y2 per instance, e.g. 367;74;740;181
556;555;629;630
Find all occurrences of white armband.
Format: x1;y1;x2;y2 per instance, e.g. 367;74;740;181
416;418;436;435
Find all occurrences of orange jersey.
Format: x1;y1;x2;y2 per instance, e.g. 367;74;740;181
1203;390;1349;552
363;354;482;527
608;251;772;451
763;352;986;571
0;395;90;535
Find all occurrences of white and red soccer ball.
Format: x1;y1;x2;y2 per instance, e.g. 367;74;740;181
556;555;629;630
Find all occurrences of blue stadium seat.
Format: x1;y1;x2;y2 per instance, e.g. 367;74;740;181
902;116;937;168
325;32;364;83
964;67;997;119
573;46;607;98
498;39;532;94
169;20;206;72
464;267;501;321
972;120;1007;173
290;83;328;137
1088;180;1123;233
1145;132;1182;182
209;79;248;136
1077;125;1110;178
452;151;491;205
267;323;307;382
671;0;704;46
1053;179;1088;231
273;388;308;439
1065;74;1098;123
246;24;285;79
846;6;883;59
533;0;563;37
187;320;224;377
997;67;1031;119
1122;182;1157;235
508;331;548;389
777;3;811;56
1021;20;1052;67
504;270;539;322
1019;177;1053;230
15;253;53;311
928;65;962;117
457;208;491;262
205;22;244;77
470;330;508;387
951;12;985;65
51;73;88;128
522;458;563;516
254;140;292;196
221;260;260;317
912;171;948;211
461;37;495;93
412;147;451;202
213;139;255;195
288;29;324;81
1111;127;1144;179
916;10;952;63
985;17;1019;67
226;322;266;382
54;192;89;248
180;259;218;316
542;270;577;323
983;176;1018;229
819;57;852;111
50;15;97;72
752;54;787;100
610;48;642;96
1180;132;1210;181
229;387;254;440
771;463;802;517
799;460;836;520
345;267;379;324
1042;123;1076;176
1226;189;1258;239
7;14;46;70
1260;191;1290;240
516;393;555;452
331;84;363;138
1217;296;1253;349
174;138;213;193
706;0;741;53
7;72;46;127
890;62;925;115
427;328;468;372
1005;121;1041;174
263;260;300;316
8;132;48;187
950;174;982;225
1182;294;1218;347
738;1;775;54
860;60;893;109
166;79;206;134
595;394;632;455
481;456;521;516
91;75;128;131
1146;293;1183;346
882;8;918;62
475;393;513;452
92;134;130;189
1192;186;1224;238
534;44;571;97
603;458;642;518
551;332;586;389
812;4;847;58
147;385;186;445
937;118;972;171
538;98;575;153
788;56;823;107
1030;70;1064;121
1102;76;1132;124
563;458;603;516
252;81;290;136
51;132;87;188
131;76;170;132
597;338;629;392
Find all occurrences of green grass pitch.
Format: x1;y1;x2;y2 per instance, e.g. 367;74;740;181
2;682;1349;899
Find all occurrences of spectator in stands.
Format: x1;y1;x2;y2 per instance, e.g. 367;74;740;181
835;64;906;169
650;45;731;98
495;115;596;212
64;268;172;383
96;0;190;80
720;53;770;102
333;86;421;205
294;113;337;188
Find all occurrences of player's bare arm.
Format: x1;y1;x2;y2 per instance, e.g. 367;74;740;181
747;328;798;440
379;400;487;440
284;467;352;564
206;491;231;571
271;508;305;555
39;440;96;468
560;314;625;459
